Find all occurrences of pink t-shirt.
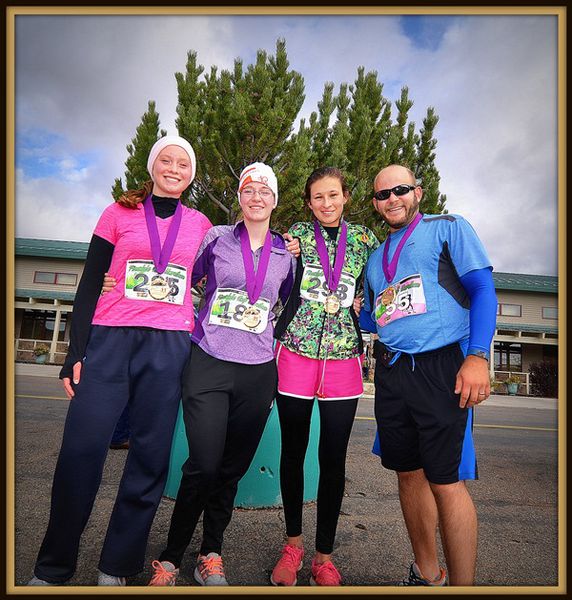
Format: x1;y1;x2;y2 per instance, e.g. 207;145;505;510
91;202;212;331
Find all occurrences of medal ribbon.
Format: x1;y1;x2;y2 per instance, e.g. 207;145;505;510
143;195;183;274
239;223;273;304
382;212;423;283
313;219;348;293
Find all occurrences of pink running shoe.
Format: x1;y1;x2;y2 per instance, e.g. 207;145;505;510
310;558;342;586
270;544;304;586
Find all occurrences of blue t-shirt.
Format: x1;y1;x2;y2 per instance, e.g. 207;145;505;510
362;214;492;354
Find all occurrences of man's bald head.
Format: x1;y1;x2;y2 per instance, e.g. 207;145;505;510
374;165;417;190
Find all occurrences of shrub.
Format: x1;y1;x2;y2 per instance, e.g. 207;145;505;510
528;361;558;397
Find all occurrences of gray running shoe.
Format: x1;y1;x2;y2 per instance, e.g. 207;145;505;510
97;570;126;586
398;562;447;586
194;552;229;586
148;560;179;586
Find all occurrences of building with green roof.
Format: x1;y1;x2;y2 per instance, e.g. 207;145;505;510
14;238;558;394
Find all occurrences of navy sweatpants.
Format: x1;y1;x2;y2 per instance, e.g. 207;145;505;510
34;326;191;582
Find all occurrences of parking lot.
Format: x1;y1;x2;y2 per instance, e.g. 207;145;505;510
10;374;561;591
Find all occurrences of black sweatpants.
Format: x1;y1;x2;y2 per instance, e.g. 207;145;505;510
159;344;277;567
276;393;359;555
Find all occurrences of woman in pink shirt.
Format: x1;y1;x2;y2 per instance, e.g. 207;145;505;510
27;136;212;587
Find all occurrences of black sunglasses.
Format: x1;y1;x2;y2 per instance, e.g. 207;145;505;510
373;184;416;202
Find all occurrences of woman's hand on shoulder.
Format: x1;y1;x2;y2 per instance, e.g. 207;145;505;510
283;233;301;258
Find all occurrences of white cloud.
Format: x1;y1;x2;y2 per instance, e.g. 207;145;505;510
13;13;559;275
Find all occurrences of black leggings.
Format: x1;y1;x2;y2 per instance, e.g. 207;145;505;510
159;345;277;567
276;393;358;554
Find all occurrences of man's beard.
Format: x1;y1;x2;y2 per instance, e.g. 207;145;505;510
384;198;420;230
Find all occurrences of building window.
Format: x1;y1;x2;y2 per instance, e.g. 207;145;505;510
19;310;68;341
494;342;522;371
497;303;522;317
34;271;77;286
542;306;558;320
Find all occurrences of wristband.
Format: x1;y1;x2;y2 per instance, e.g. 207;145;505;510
467;348;489;362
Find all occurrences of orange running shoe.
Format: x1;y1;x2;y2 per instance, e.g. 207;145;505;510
148;560;179;586
310;559;342;586
270;544;304;586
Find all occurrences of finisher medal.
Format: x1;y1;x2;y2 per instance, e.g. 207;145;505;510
324;294;341;314
148;275;170;300
242;306;262;329
313;220;348;315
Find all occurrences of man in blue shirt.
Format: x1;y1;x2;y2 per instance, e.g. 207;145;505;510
360;164;497;586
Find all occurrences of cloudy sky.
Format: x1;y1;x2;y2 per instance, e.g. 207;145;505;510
13;10;559;276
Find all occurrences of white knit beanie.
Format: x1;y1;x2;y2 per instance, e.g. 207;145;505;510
238;162;278;207
146;135;197;184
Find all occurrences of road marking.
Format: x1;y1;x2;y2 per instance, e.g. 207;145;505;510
474;423;557;432
16;399;558;432
16;394;68;401
355;416;556;432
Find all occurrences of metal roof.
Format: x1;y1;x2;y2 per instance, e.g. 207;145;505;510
15;238;88;260
496;322;558;335
493;272;558;294
15;288;76;302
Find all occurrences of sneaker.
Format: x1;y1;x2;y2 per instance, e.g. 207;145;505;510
27;575;60;586
270;544;304;586
97;570;126;586
194;552;229;586
148;560;179;586
310;559;342;586
398;562;447;586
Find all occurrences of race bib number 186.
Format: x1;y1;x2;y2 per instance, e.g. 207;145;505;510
209;288;270;335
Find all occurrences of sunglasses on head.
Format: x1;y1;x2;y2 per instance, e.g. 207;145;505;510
373;184;416;202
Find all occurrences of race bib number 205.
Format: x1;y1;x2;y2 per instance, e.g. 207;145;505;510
124;260;187;305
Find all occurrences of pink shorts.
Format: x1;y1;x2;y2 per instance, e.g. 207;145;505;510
275;342;364;401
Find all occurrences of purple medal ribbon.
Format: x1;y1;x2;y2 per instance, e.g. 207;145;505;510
382;212;423;283
313;219;348;293
143;195;183;274
239;223;273;304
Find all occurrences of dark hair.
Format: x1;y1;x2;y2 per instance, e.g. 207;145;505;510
304;167;350;202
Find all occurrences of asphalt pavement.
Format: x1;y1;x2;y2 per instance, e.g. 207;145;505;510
10;374;561;592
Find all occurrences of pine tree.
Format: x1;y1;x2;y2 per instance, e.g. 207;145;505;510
414;107;447;215
111;100;166;199
175;38;305;224
113;40;447;233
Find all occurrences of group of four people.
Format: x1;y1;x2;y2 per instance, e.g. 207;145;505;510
27;134;496;588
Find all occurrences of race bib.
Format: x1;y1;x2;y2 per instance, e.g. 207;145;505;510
300;263;356;308
124;260;187;305
209;288;270;335
375;273;427;327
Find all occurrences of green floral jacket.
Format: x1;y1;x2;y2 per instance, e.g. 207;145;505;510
276;220;379;360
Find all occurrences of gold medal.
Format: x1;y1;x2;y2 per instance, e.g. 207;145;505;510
324;294;340;314
148;275;170;300
242;305;262;329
